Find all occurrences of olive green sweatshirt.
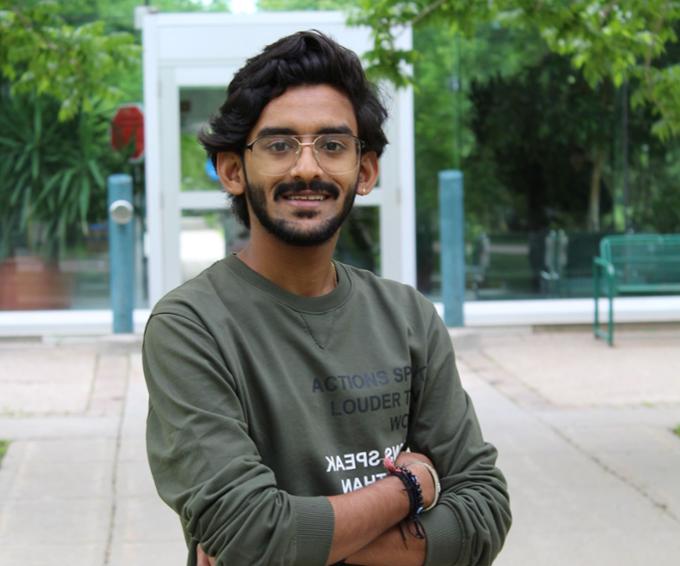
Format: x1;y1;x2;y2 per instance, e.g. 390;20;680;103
143;256;510;566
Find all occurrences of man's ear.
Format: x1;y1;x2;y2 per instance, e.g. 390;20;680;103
216;152;246;196
356;151;379;196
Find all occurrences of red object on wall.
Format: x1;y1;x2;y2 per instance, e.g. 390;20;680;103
111;104;144;161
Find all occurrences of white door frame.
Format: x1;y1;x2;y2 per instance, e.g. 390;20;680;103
142;11;416;306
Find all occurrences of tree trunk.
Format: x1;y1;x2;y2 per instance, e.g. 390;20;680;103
588;147;606;232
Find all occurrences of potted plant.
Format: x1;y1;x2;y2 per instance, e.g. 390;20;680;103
0;2;140;310
0;89;117;309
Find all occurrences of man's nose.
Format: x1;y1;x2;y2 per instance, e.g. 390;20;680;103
289;145;323;179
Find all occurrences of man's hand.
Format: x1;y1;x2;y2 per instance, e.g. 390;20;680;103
197;544;216;566
395;451;436;510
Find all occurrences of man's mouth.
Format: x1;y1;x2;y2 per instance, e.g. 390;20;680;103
274;180;339;201
283;192;327;201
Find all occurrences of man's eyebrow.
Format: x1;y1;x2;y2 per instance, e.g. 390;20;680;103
254;126;355;138
254;127;297;137
316;126;355;136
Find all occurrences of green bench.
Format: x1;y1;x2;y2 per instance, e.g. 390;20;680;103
593;234;680;345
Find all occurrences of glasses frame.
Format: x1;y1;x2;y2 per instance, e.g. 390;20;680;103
244;133;366;176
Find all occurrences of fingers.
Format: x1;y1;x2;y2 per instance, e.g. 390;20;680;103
395;450;433;468
196;544;217;566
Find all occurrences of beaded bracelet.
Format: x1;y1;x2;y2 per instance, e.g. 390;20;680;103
383;456;424;520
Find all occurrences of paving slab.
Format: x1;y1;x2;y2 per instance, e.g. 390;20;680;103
4;444;114;499
108;541;187;566
0;496;112;546
105;345;187;564
454;328;680;407
0;543;107;566
0;355;95;415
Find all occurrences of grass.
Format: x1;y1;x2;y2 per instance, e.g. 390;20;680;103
674;425;680;439
0;439;9;467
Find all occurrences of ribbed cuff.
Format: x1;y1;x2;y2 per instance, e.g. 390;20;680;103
290;495;335;565
420;504;463;566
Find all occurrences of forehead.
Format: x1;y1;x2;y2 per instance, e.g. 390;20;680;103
250;84;357;138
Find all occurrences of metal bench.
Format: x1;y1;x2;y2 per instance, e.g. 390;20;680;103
593;234;680;345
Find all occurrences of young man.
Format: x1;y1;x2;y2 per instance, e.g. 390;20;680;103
143;31;511;566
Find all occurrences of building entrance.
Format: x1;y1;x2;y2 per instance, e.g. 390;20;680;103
142;11;416;306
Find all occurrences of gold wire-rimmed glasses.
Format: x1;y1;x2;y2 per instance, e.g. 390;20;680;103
245;133;364;176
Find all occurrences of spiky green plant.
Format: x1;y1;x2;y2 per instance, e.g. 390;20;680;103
0;89;121;260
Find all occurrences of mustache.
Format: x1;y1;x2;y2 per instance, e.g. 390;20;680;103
273;179;340;200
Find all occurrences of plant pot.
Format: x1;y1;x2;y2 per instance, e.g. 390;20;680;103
0;256;72;310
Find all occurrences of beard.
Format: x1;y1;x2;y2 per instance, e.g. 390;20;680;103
244;178;357;247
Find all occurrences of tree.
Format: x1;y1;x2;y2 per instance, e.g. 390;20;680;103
352;1;680;232
0;1;141;263
465;52;618;231
354;1;680;136
0;0;239;260
0;0;139;121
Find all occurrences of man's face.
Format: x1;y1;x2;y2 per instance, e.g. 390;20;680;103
240;85;368;246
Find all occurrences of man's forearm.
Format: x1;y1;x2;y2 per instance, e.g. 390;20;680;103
325;453;435;565
325;475;412;564
344;523;426;566
198;455;435;566
199;483;418;566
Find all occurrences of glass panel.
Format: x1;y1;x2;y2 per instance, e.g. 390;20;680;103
180;209;248;282
420;229;610;302
0;215;148;310
179;87;226;192
335;206;380;275
464;230;610;300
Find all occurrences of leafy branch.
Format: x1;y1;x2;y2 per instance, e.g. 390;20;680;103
0;1;139;120
351;0;680;140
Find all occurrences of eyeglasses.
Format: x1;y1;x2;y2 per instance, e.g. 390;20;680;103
245;133;365;176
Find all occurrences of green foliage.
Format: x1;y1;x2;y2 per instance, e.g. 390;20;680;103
632;64;680;140
258;0;349;9
674;424;680;439
0;439;9;466
464;52;621;231
353;0;680;141
411;22;547;289
461;45;680;235
0;90;126;260
181;133;213;192
629;144;680;232
0;0;241;263
0;1;140;121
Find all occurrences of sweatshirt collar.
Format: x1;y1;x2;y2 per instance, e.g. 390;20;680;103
222;254;351;314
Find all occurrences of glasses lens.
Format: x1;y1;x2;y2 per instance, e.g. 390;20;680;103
250;136;298;175
250;134;361;175
314;134;360;174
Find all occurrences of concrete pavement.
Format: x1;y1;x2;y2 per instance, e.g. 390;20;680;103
452;326;680;565
0;325;679;565
0;337;184;566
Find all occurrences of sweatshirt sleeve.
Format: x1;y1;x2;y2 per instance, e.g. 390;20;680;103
143;312;335;566
407;310;512;566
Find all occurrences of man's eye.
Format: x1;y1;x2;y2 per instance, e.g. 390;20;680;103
265;139;295;153
319;139;347;153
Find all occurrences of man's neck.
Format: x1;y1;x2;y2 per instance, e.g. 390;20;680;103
236;228;339;297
